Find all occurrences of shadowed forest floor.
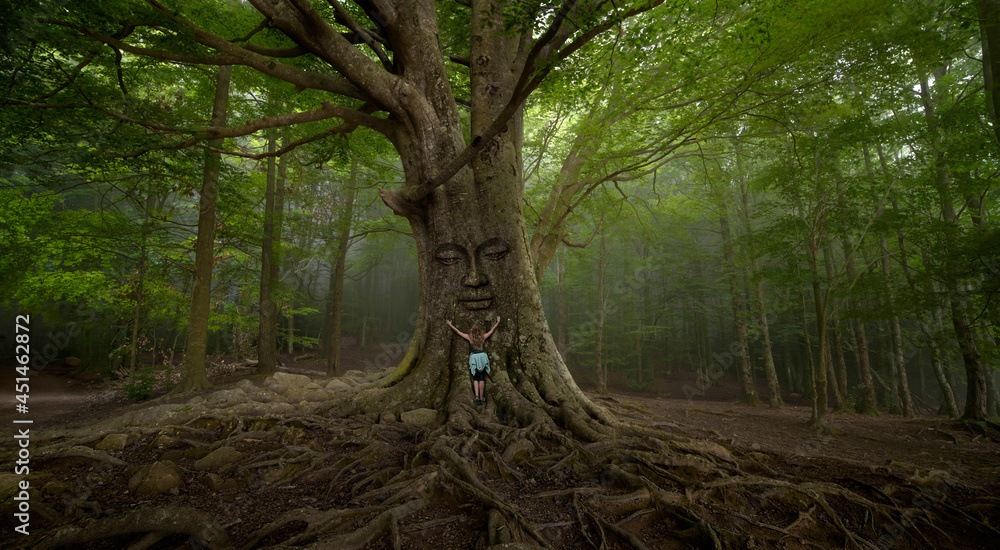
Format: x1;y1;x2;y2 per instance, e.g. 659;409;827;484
2;351;998;549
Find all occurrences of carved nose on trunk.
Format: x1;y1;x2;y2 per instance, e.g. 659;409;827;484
462;262;488;288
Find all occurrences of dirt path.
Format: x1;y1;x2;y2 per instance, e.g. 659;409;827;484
0;363;116;427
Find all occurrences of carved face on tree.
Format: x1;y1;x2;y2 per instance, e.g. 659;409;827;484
434;237;511;313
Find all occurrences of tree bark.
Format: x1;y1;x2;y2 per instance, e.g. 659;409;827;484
807;251;829;429
287;305;295;355
842;236;878;415
895;223;960;417
753;277;783;407
978;0;1000;145
595;232;608;394
258;132;286;375
173;65;231;394
327;157;357;376
128;186;153;375
556;250;568;362
821;242;848;411
738;171;781;407
352;1;613;436
719;202;759;406
880;235;914;417
919;74;989;421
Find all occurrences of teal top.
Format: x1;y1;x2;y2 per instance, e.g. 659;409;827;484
469;348;490;375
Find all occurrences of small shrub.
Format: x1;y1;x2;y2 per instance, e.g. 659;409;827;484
122;366;167;401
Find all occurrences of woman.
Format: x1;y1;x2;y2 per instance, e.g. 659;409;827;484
447;316;500;405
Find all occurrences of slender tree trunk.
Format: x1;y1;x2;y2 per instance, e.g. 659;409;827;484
595;232;608;394
821;242;848;409
755;278;782;407
287;305;295;355
258;132;284;374
800;292;816;402
880;235;914;417
738;172;781;407
893;215;960;417
556;251;568;362
919;74;989;420
719;202;759;406
807;264;829;429
842;236;878;414
978;0;1000;146
695;261;710;382
128;187;153;374
825;341;843;411
173;65;231;394
327;158;357;376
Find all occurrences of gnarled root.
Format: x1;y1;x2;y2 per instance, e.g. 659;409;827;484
11;366;999;550
34;506;230;550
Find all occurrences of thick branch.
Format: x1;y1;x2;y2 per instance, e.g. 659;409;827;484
45;16;368;101
396;0;666;203
245;0;404;113
326;0;393;70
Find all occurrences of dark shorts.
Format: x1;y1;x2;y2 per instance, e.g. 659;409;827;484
472;369;486;382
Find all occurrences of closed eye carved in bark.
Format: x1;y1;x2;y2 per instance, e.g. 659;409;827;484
477;238;510;262
434;243;467;266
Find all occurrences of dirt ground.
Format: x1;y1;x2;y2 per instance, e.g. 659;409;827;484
2;352;998;549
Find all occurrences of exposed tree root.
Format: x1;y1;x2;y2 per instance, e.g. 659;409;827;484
34;506;230;549
7;369;998;550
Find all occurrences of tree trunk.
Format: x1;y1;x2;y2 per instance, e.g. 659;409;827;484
841;236;878;414
719;202;759;406
821;242;848;409
760;296;785;401
258;132;285;375
327;158;358;376
978;0;1000;145
928;313;960;417
555;250;568;362
880;235;914;417
896;236;960;417
595;231;608;394
287;306;295;355
738;172;781;407
800;292;815;401
173;65;231;394
919;74;989;421
825;340;843;412
128;186;153;374
806;235;829;429
356;3;614;438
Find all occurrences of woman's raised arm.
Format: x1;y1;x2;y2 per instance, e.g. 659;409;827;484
484;316;501;339
446;320;471;342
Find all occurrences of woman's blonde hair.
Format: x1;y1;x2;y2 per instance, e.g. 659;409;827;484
469;324;485;349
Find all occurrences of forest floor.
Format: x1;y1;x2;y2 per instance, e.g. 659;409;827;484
2;351;998;549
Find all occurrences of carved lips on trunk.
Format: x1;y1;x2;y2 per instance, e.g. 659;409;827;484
435;237;510;312
458;294;493;310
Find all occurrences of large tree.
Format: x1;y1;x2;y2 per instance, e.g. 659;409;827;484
46;0;666;424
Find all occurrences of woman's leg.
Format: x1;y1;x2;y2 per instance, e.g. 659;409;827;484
477;380;485;399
